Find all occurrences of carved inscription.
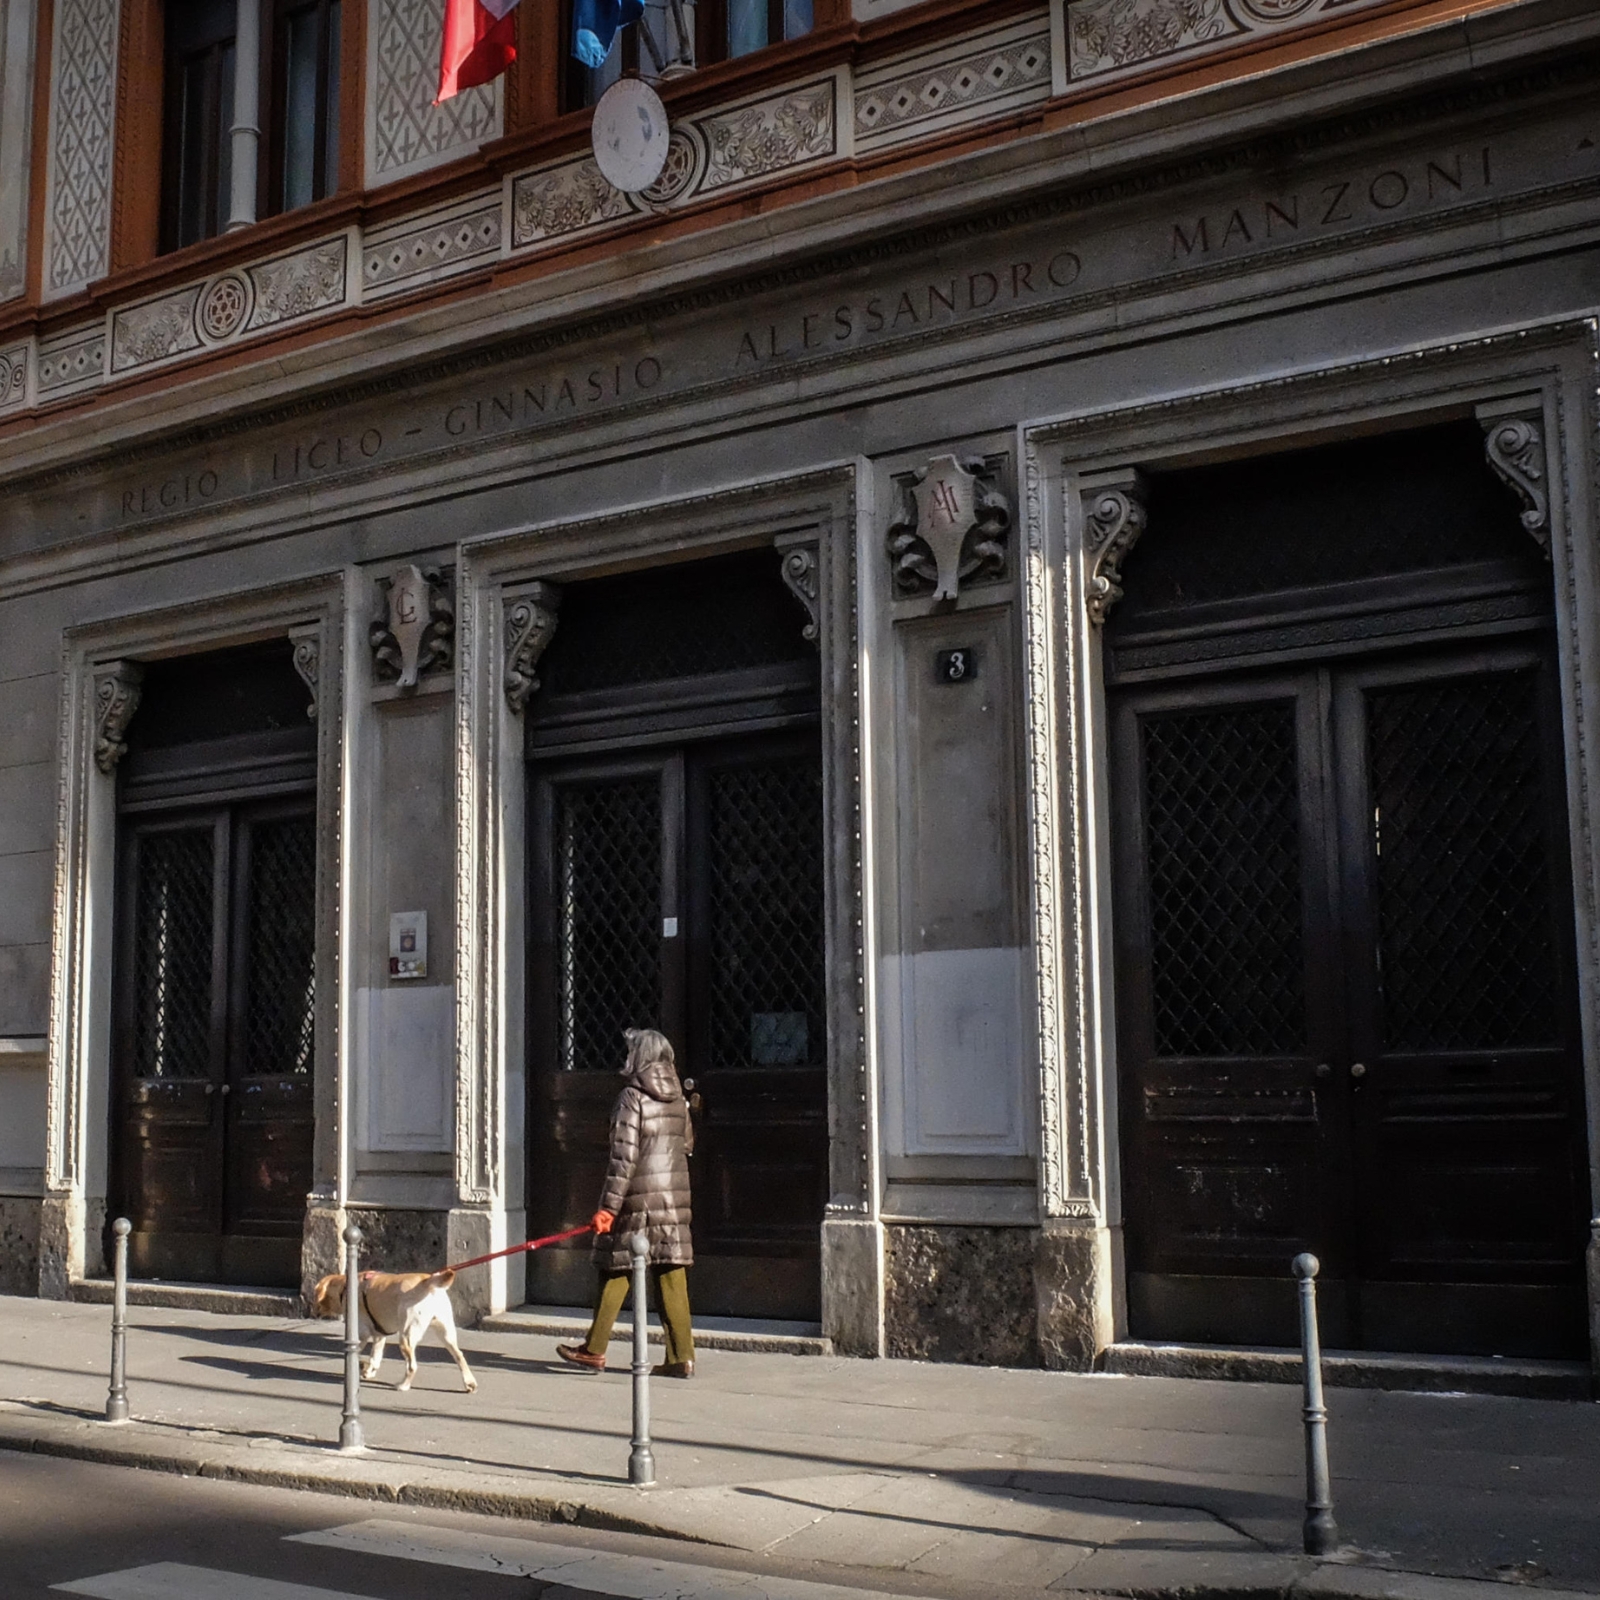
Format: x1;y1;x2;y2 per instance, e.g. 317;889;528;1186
1170;148;1494;260
736;250;1082;365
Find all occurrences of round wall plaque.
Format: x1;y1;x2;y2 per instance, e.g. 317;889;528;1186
590;77;670;194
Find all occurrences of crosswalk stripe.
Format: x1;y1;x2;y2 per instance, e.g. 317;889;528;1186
289;1519;915;1600
53;1563;379;1600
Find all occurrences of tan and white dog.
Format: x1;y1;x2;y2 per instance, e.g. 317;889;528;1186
310;1268;477;1393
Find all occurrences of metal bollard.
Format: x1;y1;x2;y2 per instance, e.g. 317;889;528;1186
1292;1252;1338;1555
104;1218;131;1424
628;1232;656;1487
339;1223;365;1453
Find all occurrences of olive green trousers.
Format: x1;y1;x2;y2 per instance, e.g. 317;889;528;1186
583;1264;694;1365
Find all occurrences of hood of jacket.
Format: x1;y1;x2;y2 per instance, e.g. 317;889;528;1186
626;1057;682;1102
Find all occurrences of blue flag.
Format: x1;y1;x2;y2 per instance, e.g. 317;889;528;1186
572;0;644;67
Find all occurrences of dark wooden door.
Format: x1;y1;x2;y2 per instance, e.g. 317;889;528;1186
1114;645;1588;1356
528;734;827;1319
113;800;316;1286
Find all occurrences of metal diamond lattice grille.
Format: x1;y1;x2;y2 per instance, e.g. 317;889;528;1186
132;829;216;1079
707;758;826;1071
558;778;662;1072
1368;671;1559;1051
243;818;317;1076
1143;704;1306;1057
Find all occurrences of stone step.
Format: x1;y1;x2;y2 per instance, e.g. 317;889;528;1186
69;1279;301;1318
479;1303;831;1356
1104;1339;1591;1399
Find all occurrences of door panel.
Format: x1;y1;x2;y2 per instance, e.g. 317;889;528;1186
529;737;826;1319
1335;652;1587;1354
114;803;316;1287
1116;646;1587;1355
118;818;228;1281
1115;679;1352;1344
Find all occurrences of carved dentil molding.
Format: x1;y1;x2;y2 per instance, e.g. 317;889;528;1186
288;625;320;718
92;661;144;774
886;453;1011;602
503;582;563;713
775;532;821;647
371;564;455;689
1080;468;1151;625
1477;399;1551;559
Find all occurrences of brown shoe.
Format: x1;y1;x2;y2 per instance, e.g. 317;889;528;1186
557;1343;605;1371
652;1359;694;1379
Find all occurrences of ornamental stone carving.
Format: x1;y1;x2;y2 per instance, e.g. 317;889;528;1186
1080;468;1150;625
93;660;144;773
887;454;1011;602
775;533;821;646
372;565;455;689
503;583;562;713
701;80;835;192
288;625;320;718
1477;399;1551;559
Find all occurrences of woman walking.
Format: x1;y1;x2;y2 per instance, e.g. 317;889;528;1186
557;1028;696;1377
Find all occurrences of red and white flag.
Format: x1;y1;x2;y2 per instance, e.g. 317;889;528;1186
436;0;520;102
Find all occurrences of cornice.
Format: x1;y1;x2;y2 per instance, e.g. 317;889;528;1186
0;0;1594;492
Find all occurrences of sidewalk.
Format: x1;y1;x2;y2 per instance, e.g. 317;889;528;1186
0;1294;1595;1598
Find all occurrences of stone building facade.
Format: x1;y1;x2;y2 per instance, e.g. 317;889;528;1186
0;0;1597;1377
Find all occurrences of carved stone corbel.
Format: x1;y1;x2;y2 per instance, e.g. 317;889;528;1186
887;453;1011;602
504;582;563;713
1080;468;1150;626
1477;398;1551;559
775;532;820;647
288;625;320;719
93;660;144;774
371;564;455;689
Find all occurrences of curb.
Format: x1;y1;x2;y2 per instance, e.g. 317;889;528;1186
0;1403;702;1544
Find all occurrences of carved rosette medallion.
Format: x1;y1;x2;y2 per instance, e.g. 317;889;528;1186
197;272;253;342
775;535;821;646
93;660;145;774
1480;410;1551;559
503;583;563;713
1080;469;1150;625
371;565;455;689
640;126;705;206
288;625;321;718
887;453;1012;602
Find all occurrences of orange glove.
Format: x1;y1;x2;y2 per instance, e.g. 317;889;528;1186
591;1210;615;1234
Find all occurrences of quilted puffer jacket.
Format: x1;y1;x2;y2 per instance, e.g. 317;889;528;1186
596;1046;694;1271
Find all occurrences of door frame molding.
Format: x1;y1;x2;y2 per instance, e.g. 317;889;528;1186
452;464;881;1349
41;572;348;1296
1019;316;1600;1369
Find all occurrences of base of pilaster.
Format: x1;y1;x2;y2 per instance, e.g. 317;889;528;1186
821;1212;884;1356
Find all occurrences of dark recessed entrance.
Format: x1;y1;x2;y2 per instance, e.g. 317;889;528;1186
1107;423;1590;1358
110;641;318;1287
525;550;828;1321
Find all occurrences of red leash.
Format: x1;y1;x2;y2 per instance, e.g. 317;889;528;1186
445;1224;594;1274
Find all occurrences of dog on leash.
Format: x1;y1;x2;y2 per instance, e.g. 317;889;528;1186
310;1268;477;1393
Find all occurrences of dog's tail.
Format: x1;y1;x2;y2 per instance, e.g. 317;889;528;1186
431;1268;457;1289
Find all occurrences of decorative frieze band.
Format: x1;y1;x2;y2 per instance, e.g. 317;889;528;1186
857;16;1051;152
1059;0;1390;90
511;73;845;252
110;237;351;377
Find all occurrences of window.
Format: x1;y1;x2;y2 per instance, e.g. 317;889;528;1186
160;0;341;253
161;0;237;251
562;0;812;114
270;0;341;214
